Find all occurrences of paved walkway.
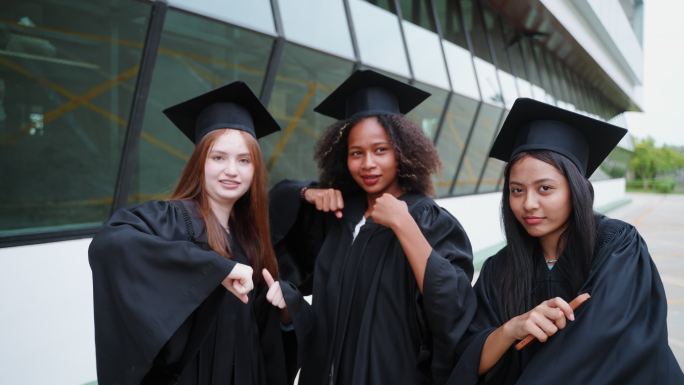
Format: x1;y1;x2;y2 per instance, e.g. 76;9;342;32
609;193;684;367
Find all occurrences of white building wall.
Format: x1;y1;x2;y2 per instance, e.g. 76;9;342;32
540;0;643;109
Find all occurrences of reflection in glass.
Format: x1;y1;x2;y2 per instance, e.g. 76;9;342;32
399;0;436;31
482;5;510;73
365;0;396;13
501;21;532;99
530;42;556;104
433;94;478;197
478;109;507;193
464;0;503;106
542;49;564;103
433;0;468;48
520;38;543;97
262;43;354;184
0;0;149;235
478;157;505;193
452;103;503;195
406;82;448;140
130;10;274;205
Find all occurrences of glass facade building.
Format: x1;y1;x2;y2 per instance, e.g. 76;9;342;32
0;0;638;245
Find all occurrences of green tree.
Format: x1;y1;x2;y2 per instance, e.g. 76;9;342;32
629;137;661;187
660;146;684;173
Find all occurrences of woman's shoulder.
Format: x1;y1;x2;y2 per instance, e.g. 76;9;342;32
406;193;446;216
108;199;203;232
482;247;509;269
595;214;635;249
407;194;464;228
110;199;184;218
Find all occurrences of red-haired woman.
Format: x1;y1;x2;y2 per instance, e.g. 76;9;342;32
88;82;291;385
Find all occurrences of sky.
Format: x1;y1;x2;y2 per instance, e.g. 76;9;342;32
625;0;684;147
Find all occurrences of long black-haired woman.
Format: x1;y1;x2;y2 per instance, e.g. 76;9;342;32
449;98;684;384
267;70;476;385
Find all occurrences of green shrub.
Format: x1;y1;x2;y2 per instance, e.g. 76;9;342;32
653;179;676;193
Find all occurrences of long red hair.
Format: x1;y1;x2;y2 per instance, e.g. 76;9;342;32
171;129;278;282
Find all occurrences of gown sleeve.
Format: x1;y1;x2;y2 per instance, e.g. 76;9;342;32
445;253;515;385
514;219;684;384
414;202;477;384
88;200;236;385
268;179;326;373
252;283;292;385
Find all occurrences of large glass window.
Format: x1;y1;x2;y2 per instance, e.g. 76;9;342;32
530;42;556;104
519;38;545;100
463;0;503;106
477;157;505;193
501;21;533;98
436;0;480;101
280;0;355;60
262;43;354;184
0;0;149;236
399;0;436;31
365;0;396;13
550;55;572;107
433;0;468;48
128;8;274;205
452;103;503;195
167;0;276;36
433;94;478;197
477;110;507;193
481;6;518;108
406;82;448;141
402;21;450;89
351;0;411;78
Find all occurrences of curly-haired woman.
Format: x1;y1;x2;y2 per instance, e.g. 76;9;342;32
266;70;476;385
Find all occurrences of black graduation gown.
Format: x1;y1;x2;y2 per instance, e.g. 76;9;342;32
448;215;684;385
269;180;476;385
88;200;289;385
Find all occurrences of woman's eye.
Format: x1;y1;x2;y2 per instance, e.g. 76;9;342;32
212;156;223;161
540;185;552;192
510;187;522;194
239;158;251;164
375;147;387;154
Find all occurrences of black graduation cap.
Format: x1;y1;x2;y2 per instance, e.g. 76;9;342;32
163;81;280;143
489;98;627;177
314;69;430;120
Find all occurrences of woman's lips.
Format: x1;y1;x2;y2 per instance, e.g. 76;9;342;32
220;180;240;189
361;175;380;186
523;216;543;225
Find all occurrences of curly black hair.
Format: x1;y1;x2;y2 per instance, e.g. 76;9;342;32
314;114;441;196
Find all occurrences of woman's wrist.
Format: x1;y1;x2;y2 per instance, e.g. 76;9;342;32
500;319;519;343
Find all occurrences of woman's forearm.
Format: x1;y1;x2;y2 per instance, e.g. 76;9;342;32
479;324;516;374
391;213;432;293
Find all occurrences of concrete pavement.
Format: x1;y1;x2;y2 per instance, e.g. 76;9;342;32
608;192;684;367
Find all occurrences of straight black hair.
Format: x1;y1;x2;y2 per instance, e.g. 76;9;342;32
498;150;596;320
